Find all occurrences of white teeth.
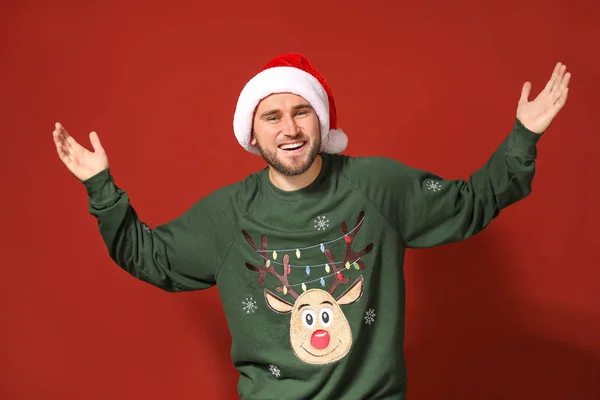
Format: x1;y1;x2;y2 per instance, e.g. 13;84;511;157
280;142;304;150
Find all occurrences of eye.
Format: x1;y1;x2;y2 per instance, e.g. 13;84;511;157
302;309;316;328
320;307;333;327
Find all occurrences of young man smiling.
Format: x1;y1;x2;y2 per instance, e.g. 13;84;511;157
53;53;571;399
252;95;323;190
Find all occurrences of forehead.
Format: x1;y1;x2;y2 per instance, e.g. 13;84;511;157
255;92;311;112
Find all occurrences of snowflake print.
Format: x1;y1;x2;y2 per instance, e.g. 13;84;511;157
425;179;442;192
269;364;281;378
314;215;330;231
242;297;257;314
365;308;376;325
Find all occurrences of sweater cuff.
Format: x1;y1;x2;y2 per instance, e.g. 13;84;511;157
81;168;119;202
508;118;542;156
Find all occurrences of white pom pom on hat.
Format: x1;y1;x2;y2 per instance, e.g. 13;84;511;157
233;52;348;155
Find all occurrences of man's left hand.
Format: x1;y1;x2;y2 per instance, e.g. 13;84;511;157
517;62;571;134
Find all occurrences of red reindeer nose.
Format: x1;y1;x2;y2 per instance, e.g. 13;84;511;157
310;329;331;350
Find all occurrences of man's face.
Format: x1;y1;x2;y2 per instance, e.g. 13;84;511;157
251;93;321;176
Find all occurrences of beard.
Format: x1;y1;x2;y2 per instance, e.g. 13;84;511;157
255;136;321;176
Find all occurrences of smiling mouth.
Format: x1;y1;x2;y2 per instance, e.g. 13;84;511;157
301;340;342;357
278;141;306;151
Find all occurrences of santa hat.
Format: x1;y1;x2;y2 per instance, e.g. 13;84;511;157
233;52;348;155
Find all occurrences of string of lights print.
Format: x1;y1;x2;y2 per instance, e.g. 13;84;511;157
254;215;366;292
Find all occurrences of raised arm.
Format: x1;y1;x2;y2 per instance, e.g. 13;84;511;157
397;62;571;248
52;123;225;292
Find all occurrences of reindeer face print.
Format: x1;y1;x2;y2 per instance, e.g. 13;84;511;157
264;276;364;365
243;211;374;366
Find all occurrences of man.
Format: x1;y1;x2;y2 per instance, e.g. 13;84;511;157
52;53;571;399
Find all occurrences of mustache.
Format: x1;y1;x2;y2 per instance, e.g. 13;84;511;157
277;136;310;145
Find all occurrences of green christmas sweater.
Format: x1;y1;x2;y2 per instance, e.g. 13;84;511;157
83;119;540;399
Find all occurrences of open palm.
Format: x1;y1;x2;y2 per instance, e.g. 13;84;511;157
53;122;109;181
517;62;571;134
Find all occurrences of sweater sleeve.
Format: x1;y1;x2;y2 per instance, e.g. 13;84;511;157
396;118;541;248
82;168;235;292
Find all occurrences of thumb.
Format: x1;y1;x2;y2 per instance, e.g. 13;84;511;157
520;81;531;103
89;131;104;153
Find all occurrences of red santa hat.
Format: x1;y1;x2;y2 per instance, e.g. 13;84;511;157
233;52;348;155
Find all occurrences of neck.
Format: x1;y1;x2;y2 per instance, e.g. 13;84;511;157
268;154;323;191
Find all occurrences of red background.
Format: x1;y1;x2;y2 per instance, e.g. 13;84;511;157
1;0;599;399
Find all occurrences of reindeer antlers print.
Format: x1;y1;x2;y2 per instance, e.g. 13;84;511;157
243;231;300;299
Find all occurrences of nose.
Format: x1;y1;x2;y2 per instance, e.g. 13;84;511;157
310;329;331;350
284;115;300;137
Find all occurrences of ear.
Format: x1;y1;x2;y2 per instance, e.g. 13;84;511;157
265;289;294;313
250;129;257;146
335;276;364;305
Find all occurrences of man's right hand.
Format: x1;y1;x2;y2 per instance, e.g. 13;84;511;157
53;122;109;181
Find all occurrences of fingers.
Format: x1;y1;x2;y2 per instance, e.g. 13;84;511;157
57;146;72;163
53;122;70;147
550;64;568;94
57;123;89;155
89;131;104;153
554;87;569;111
520;81;532;102
544;62;562;92
64;129;77;149
53;123;69;161
54;132;72;163
562;71;572;88
546;62;570;96
53;122;76;164
559;71;572;93
551;72;569;102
